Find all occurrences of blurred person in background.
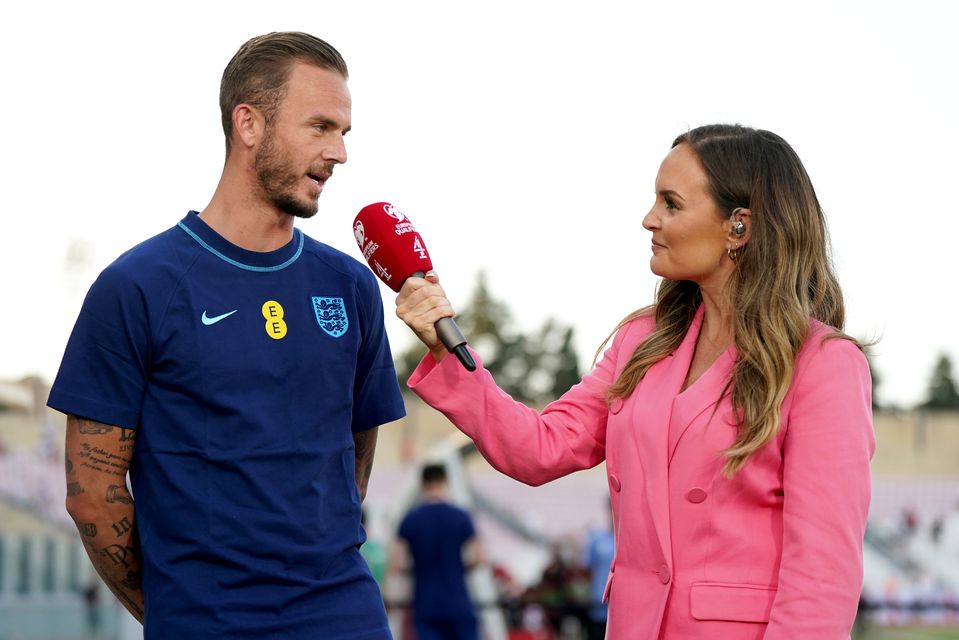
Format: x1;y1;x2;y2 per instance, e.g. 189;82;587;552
391;463;484;640
583;501;615;640
48;31;404;638
396;124;875;639
82;577;101;639
524;540;590;637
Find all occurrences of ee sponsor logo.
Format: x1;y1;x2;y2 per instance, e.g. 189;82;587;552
261;300;287;340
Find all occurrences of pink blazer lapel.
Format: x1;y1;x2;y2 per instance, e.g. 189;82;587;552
622;307;704;559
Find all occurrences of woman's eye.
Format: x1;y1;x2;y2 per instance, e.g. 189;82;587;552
664;196;677;210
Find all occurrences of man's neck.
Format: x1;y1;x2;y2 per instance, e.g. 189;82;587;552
198;163;296;253
421;485;448;502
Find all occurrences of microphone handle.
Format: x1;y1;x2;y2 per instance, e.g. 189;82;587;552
436;318;476;372
411;271;476;372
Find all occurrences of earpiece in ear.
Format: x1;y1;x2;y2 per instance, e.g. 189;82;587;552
730;207;746;236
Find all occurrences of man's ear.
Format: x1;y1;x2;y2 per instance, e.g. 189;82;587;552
231;103;264;150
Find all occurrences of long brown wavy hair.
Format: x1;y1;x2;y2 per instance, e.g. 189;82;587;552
606;124;856;476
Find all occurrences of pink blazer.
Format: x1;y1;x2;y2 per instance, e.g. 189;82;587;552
408;307;875;640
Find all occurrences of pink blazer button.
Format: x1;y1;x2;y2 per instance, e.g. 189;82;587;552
657;564;671;584
609;474;622;492
686;488;708;503
609;398;624;414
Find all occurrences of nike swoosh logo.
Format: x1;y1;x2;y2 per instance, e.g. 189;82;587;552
201;309;238;326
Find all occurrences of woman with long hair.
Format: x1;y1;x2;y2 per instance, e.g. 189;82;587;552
396;124;875;639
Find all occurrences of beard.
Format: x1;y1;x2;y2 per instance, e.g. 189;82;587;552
254;129;324;219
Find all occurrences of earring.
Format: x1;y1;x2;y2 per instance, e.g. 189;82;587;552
727;243;740;261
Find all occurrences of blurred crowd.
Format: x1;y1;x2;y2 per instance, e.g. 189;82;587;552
0;442;70;526
374;535;614;640
493;538;609;640
856;503;959;631
859;572;959;629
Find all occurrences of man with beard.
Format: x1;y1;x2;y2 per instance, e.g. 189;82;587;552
48;32;405;639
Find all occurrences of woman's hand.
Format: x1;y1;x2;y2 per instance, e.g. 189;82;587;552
396;271;454;362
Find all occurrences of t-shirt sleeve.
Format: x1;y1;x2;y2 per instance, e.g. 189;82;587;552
351;270;406;431
47;263;151;429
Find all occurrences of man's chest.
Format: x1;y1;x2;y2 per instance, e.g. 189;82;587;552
150;272;362;391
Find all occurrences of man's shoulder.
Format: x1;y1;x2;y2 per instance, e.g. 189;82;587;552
299;233;378;290
95;224;192;290
405;500;466;518
431;501;474;524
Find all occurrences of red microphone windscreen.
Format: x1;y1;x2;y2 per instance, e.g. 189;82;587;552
353;202;433;292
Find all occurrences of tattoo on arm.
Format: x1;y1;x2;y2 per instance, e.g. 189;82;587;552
111;516;134;537
79;536;144;623
78;419;115;435
106;485;133;504
78;442;131;478
66;415;144;623
102;544;137;568
353;427;379;503
120;569;142;591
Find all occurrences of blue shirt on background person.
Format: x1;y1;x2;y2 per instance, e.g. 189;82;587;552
393;464;483;640
584;526;615;623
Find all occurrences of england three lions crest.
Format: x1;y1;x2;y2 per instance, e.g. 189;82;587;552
312;297;349;338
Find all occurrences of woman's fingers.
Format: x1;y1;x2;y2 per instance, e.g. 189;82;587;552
396;273;455;356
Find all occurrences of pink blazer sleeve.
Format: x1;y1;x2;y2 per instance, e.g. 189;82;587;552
407;323;632;486
766;335;876;638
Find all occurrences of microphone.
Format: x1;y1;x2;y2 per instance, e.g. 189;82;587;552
353;202;476;372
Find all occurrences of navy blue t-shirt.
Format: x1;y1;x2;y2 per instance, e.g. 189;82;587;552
49;212;406;638
397;501;476;621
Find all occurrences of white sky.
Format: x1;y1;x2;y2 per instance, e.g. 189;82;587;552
1;0;956;408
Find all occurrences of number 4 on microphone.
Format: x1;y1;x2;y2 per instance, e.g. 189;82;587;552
413;236;428;260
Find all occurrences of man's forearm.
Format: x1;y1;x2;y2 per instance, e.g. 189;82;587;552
65;418;144;623
73;500;144;623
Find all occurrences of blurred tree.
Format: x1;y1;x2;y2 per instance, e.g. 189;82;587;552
922;353;959;410
395;271;581;406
